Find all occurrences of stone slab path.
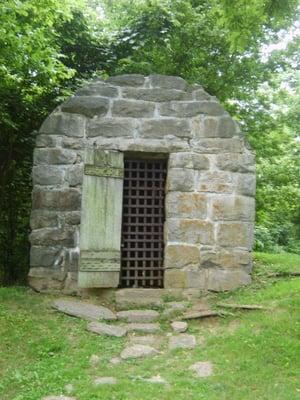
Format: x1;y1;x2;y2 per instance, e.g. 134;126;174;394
94;377;117;385
189;361;213;377
162;301;189;317
64;384;74;395
87;321;127;337
128;335;162;348
43;397;76;400
171;321;188;333
44;298;219;399
116;309;159;323
124;322;160;333
143;375;168;384
120;344;159;360
89;354;100;367
110;356;122;365
52;299;116;321
169;334;196;350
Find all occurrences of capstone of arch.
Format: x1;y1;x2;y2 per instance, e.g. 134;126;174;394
28;74;255;295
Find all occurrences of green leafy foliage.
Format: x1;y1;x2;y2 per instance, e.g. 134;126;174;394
102;0;300;253
0;0;110;284
243;75;300;253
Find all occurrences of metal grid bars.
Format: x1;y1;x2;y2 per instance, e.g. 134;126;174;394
120;158;167;288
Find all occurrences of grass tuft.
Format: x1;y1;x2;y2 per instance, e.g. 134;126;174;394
0;253;299;399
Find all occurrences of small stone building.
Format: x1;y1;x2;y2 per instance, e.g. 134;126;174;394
28;74;255;294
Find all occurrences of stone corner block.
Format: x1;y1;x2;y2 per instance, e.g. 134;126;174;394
75;83;118;98
237;173;256;197
34;148;77;165
194;115;238;138
107;74;145;87
30;210;58;229
217;222;254;249
29;227;75;247
28;267;67;292
199;248;252;271
207;268;251;291
217;152;255;173
61;96;109;118
32;165;64;186
149;74;187;91
32;189;81;211
40;112;85;137
211;195;255;222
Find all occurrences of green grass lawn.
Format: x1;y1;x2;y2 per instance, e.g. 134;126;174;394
0;252;299;400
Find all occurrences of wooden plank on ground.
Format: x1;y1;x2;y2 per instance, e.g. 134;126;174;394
216;303;270;310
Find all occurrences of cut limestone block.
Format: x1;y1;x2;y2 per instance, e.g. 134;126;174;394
87;322;127;337
52;299;116;321
121;345;159;360
116;310;160;323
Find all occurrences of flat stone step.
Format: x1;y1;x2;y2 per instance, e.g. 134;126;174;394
87;321;127;337
94;377;117;385
189;361;213;377
143;375;168;385
52;299;116;321
169;334;196;350
121;344;159;360
43;397;76;400
162;301;189;317
117;309;160;323
116;289;164;308
124;323;160;334
89;354;100;366
110;357;122;365
171;321;188;333
128;335;162;348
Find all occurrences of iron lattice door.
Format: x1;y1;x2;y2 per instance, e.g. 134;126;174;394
120;158;167;288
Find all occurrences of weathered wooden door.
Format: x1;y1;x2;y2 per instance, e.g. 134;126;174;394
78;149;124;288
120;158;167;288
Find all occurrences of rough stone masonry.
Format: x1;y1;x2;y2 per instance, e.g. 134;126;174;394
28;74;255;294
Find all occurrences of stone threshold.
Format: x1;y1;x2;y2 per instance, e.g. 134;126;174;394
80;287;204;309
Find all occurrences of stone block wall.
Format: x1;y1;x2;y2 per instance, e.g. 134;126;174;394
28;74;255;293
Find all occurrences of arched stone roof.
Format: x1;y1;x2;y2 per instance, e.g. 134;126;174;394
29;74;255;294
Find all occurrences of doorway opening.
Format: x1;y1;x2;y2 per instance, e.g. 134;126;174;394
120;155;167;288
